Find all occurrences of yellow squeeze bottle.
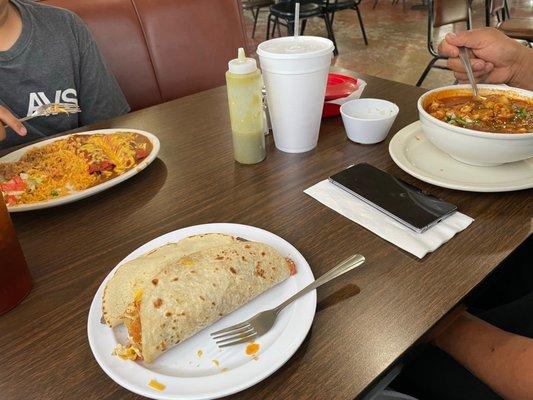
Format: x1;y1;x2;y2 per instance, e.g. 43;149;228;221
226;48;266;164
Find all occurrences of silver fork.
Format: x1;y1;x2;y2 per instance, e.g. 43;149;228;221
2;103;81;127
211;254;366;348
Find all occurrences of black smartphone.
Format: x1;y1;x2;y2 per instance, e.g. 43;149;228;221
328;163;457;233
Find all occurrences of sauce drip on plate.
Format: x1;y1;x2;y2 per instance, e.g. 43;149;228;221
245;342;260;356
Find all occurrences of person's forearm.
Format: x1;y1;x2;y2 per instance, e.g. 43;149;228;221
510;46;533;90
434;313;533;400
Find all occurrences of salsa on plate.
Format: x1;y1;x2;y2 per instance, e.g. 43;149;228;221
0;132;152;206
425;93;533;133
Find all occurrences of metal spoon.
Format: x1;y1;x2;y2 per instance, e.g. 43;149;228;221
458;47;485;100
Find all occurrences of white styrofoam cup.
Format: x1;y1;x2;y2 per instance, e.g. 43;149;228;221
257;36;334;153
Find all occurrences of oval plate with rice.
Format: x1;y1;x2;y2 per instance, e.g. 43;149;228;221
0;128;160;212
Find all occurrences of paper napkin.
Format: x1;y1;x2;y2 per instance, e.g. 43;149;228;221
304;180;474;258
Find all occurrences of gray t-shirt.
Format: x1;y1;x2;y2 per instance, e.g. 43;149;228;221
0;0;130;149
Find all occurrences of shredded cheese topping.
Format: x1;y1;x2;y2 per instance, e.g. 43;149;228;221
113;343;142;361
148;379;166;391
115;288;145;361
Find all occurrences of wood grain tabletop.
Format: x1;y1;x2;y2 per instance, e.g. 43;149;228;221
1;74;531;400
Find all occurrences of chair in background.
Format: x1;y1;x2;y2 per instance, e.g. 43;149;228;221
242;0;274;39
484;0;509;26
416;0;472;87
321;0;368;47
267;0;338;55
485;0;533;44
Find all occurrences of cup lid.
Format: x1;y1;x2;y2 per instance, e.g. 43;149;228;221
257;36;334;59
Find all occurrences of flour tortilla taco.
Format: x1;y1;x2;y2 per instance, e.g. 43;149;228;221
102;233;238;327
112;240;296;363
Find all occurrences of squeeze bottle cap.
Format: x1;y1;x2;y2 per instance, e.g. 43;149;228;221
228;48;257;74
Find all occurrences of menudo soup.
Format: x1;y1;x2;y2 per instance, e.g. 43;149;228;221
425;93;533;133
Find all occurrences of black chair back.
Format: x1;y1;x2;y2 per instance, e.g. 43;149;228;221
427;0;471;56
489;0;506;14
485;0;509;26
416;0;472;86
433;0;471;28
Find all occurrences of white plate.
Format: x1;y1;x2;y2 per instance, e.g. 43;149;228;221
87;223;316;400
389;121;533;192
1;128;160;212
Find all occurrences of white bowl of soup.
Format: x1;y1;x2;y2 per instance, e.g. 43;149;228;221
417;84;533;166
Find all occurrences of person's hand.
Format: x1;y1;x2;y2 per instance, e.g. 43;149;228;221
438;27;532;89
0;106;27;141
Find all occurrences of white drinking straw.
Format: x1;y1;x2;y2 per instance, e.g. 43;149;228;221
294;2;300;39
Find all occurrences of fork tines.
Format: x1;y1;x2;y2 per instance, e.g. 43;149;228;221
45;103;81;116
210;322;257;348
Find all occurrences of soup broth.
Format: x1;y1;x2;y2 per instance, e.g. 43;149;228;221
425;93;533;133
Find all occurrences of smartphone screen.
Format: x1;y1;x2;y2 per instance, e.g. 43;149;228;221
329;163;457;233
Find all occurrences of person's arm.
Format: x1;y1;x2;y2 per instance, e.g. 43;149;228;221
438;27;533;90
0;106;26;141
434;312;533;400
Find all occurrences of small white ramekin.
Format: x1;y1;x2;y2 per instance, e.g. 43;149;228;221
340;99;399;144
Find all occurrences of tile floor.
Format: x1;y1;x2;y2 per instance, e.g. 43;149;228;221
243;0;532;89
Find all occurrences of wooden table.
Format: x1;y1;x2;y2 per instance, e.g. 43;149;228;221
1;74;531;400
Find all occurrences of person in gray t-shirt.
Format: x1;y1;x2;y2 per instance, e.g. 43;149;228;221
0;0;130;149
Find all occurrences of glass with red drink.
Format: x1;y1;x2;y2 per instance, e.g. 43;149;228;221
0;196;31;315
